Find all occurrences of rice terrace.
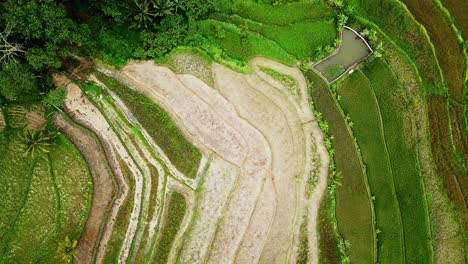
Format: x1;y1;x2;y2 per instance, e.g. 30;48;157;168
0;0;466;264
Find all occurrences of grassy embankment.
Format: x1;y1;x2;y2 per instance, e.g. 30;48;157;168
0;131;91;263
307;71;375;264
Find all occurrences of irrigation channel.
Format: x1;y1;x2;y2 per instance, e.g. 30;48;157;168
313;26;373;83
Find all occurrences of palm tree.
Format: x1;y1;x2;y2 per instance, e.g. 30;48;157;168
57;236;78;264
18;129;56;158
133;0;175;28
153;0;175;17
133;0;157;28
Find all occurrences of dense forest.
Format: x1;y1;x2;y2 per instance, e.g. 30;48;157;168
0;0;228;106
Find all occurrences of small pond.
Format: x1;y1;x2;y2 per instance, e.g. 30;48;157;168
313;27;372;83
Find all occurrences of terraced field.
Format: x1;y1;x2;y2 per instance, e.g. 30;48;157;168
34;53;329;264
1;1;466;263
307;71;375;264
0;131;92;263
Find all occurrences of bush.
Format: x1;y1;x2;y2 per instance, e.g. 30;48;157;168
0;62;39;102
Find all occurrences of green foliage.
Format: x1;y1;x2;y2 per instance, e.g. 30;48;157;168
43;89;66;110
336;13;348;31
348;0;445;94
327;0;344;9
259;66;299;93
26;47;62;71
133;15;193;59
0;132;91;264
86;22;140;67
133;0;176;28
220;14;337;60
0;62;39;102
18;129;56;158
2;0;89;70
57;236;78;264
103;156;135;263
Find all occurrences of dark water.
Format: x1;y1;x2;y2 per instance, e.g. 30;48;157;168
313;28;372;82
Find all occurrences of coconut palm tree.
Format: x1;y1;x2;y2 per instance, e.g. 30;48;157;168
152;0;175;17
57;236;78;264
18;129;56;158
133;0;157;28
133;0;176;28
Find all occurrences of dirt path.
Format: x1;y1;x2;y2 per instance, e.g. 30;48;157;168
53;114;115;264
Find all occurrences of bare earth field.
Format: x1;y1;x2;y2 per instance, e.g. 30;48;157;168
58;56;328;263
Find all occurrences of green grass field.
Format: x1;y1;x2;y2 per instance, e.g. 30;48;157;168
307;71;375;264
362;59;432;263
0;132;91;263
336;70;404;264
94;72;202;179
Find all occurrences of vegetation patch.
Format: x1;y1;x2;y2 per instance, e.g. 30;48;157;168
152;191;186;264
217;14;337;61
440;0;468;39
0;110;6;132
260;66;299;94
362;59;432;263
316;189;341;264
0;132;91;263
199;19;295;66
336;70;404;264
232;0;334;26
162;48;214;87
401;0;464;100
307;70;375;264
94;72;202;179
